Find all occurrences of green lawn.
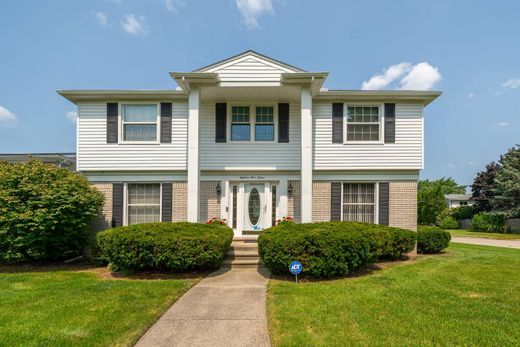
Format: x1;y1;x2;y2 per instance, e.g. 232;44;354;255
267;244;520;347
449;229;520;240
0;265;201;347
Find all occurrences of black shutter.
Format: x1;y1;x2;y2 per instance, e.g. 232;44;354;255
162;183;172;222
107;103;118;143
215;103;227;142
160;103;172;143
384;103;396;143
278;103;289;143
112;183;124;227
331;182;342;221
332;103;343;143
379;182;389;226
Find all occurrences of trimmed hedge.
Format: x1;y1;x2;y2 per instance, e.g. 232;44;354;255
96;222;233;272
471;213;506;233
438;215;459;229
258;222;416;278
417;226;451;254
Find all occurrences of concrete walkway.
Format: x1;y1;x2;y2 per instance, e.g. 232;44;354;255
452;237;520;249
135;267;271;347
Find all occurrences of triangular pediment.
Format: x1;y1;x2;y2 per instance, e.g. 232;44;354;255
193;51;305;84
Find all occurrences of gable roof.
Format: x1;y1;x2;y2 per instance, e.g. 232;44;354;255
193;50;307;73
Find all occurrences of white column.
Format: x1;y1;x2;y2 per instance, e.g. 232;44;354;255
187;88;200;222
300;88;313;223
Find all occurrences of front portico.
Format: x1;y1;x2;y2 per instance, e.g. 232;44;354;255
172;51;327;230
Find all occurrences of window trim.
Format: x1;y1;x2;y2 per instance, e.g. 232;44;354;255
123;182;163;226
343;103;385;144
119;102;161;145
227;103;278;143
340;182;379;224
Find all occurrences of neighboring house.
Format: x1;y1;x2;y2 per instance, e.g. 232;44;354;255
58;51;441;236
0;153;76;170
445;194;474;208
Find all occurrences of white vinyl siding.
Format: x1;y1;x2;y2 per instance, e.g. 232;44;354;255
77;103;188;171
200;102;301;170
205;57;294;83
313;103;424;170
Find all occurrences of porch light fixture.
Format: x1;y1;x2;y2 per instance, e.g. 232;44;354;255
288;183;293;197
216;182;221;197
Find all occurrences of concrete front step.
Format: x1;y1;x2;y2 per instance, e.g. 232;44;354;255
233;236;259;242
222;258;262;268
227;249;259;257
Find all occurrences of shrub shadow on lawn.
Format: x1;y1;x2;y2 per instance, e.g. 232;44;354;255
0;262;209;281
268;253;453;283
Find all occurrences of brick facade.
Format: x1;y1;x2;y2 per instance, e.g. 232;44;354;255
288;180;301;223
172;181;188;221
312;181;331;222
389;180;418;231
199;181;221;223
90;182;113;233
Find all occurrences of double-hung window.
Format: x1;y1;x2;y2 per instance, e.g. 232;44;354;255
342;183;375;223
127;183;161;224
346;106;381;142
231;106;251;141
255;107;274;141
122;104;158;142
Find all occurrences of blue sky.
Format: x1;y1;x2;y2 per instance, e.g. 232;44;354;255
0;0;519;186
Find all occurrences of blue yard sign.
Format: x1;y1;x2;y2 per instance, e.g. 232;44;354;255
289;261;302;283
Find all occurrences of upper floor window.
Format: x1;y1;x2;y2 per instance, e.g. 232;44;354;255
231;106;250;141
255;107;274;141
346;106;380;142
122;104;158;142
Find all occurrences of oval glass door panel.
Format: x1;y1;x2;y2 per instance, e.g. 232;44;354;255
248;188;260;225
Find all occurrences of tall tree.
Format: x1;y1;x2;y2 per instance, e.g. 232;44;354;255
471;161;501;212
418;178;466;225
493;145;520;216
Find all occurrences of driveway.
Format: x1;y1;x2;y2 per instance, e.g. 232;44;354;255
135;267;271;347
451;237;520;249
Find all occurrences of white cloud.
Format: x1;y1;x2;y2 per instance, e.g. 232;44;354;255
501;78;520;90
121;14;149;35
361;62;441;91
467;92;474;99
0;106;18;127
164;0;185;13
361;62;412;90
492;121;509;128
94;11;108;27
235;0;274;29
66;111;77;124
399;62;442;90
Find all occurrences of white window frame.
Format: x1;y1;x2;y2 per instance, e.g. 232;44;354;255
340;182;379;224
228;103;278;143
119;102;161;144
343;103;384;144
123;182;163;226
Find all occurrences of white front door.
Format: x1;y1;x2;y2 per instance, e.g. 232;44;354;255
243;184;266;231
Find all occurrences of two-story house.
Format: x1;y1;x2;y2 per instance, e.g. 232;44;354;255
59;51;440;236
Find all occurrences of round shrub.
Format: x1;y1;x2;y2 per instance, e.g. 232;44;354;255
0;160;104;263
417;226;451;254
258;222;416;278
471;213;506;233
450;205;477;220
438;215;459;229
96;222;233;272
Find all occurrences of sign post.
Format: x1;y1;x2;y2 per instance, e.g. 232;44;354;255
289;261;302;283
